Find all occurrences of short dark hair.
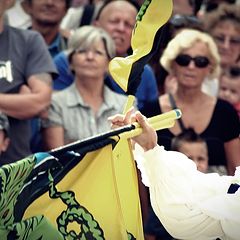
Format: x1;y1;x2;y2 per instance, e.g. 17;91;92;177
95;0;140;21
171;128;207;151
27;0;72;9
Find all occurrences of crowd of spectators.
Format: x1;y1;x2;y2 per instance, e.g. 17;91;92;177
1;0;240;240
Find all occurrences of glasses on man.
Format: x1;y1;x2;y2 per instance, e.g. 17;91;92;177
175;54;210;68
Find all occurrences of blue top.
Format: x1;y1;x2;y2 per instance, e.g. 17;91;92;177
53;52;159;109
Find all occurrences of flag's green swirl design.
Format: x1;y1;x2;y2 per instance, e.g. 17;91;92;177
48;171;105;240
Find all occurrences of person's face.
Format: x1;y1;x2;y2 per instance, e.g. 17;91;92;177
70;39;109;80
219;75;240;105
173;0;193;15
172;41;213;89
29;0;67;26
0;131;9;156
211;20;240;69
179;141;209;173
95;1;137;56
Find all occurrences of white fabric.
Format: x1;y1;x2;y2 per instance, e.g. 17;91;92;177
134;144;240;240
6;1;31;29
202;77;219;97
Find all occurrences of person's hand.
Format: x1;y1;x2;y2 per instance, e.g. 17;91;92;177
108;108;157;151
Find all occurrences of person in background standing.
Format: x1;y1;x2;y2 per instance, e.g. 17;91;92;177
0;0;57;165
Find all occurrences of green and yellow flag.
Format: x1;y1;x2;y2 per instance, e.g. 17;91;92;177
0;110;181;239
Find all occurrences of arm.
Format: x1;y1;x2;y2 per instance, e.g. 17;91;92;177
0;73;52;120
109;110;240;240
42;126;65;151
41;95;65;150
136;146;237;240
225;138;240;176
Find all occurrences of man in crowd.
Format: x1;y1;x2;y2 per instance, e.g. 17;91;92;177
0;0;57;165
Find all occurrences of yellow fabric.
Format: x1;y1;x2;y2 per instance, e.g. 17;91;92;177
112;139;144;239
24;145;137;239
109;0;173;92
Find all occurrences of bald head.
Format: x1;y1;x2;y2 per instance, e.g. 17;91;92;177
94;1;138;56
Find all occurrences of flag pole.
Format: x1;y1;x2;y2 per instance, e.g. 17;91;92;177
112;109;182;141
123;95;135;114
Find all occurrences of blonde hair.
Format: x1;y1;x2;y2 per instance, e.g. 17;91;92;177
68;25;116;61
160;29;221;79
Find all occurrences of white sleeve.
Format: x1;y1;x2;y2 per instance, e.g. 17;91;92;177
134;144;240;240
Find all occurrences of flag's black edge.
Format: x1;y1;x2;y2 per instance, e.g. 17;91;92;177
49;124;135;157
126;26;167;96
14;125;135;220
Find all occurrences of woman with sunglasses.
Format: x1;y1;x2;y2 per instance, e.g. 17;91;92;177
140;29;240;240
141;29;240;176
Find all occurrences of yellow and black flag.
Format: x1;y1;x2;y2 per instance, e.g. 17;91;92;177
0;110;181;240
108;1;173;237
109;0;173;109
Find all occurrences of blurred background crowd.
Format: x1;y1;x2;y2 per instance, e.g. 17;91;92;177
0;0;240;239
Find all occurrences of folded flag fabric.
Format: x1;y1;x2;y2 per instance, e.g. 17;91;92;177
0;126;144;239
109;0;173;96
0;108;181;239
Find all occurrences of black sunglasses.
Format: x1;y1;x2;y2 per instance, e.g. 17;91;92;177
175;54;210;68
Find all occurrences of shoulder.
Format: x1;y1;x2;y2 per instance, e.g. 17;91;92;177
53;86;71;98
212;99;240;140
215;99;239;114
143;64;154;72
142;64;156;79
159;94;172;112
104;86;127;103
7;26;42;40
7;27;47;52
140;98;162;117
54;52;68;64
